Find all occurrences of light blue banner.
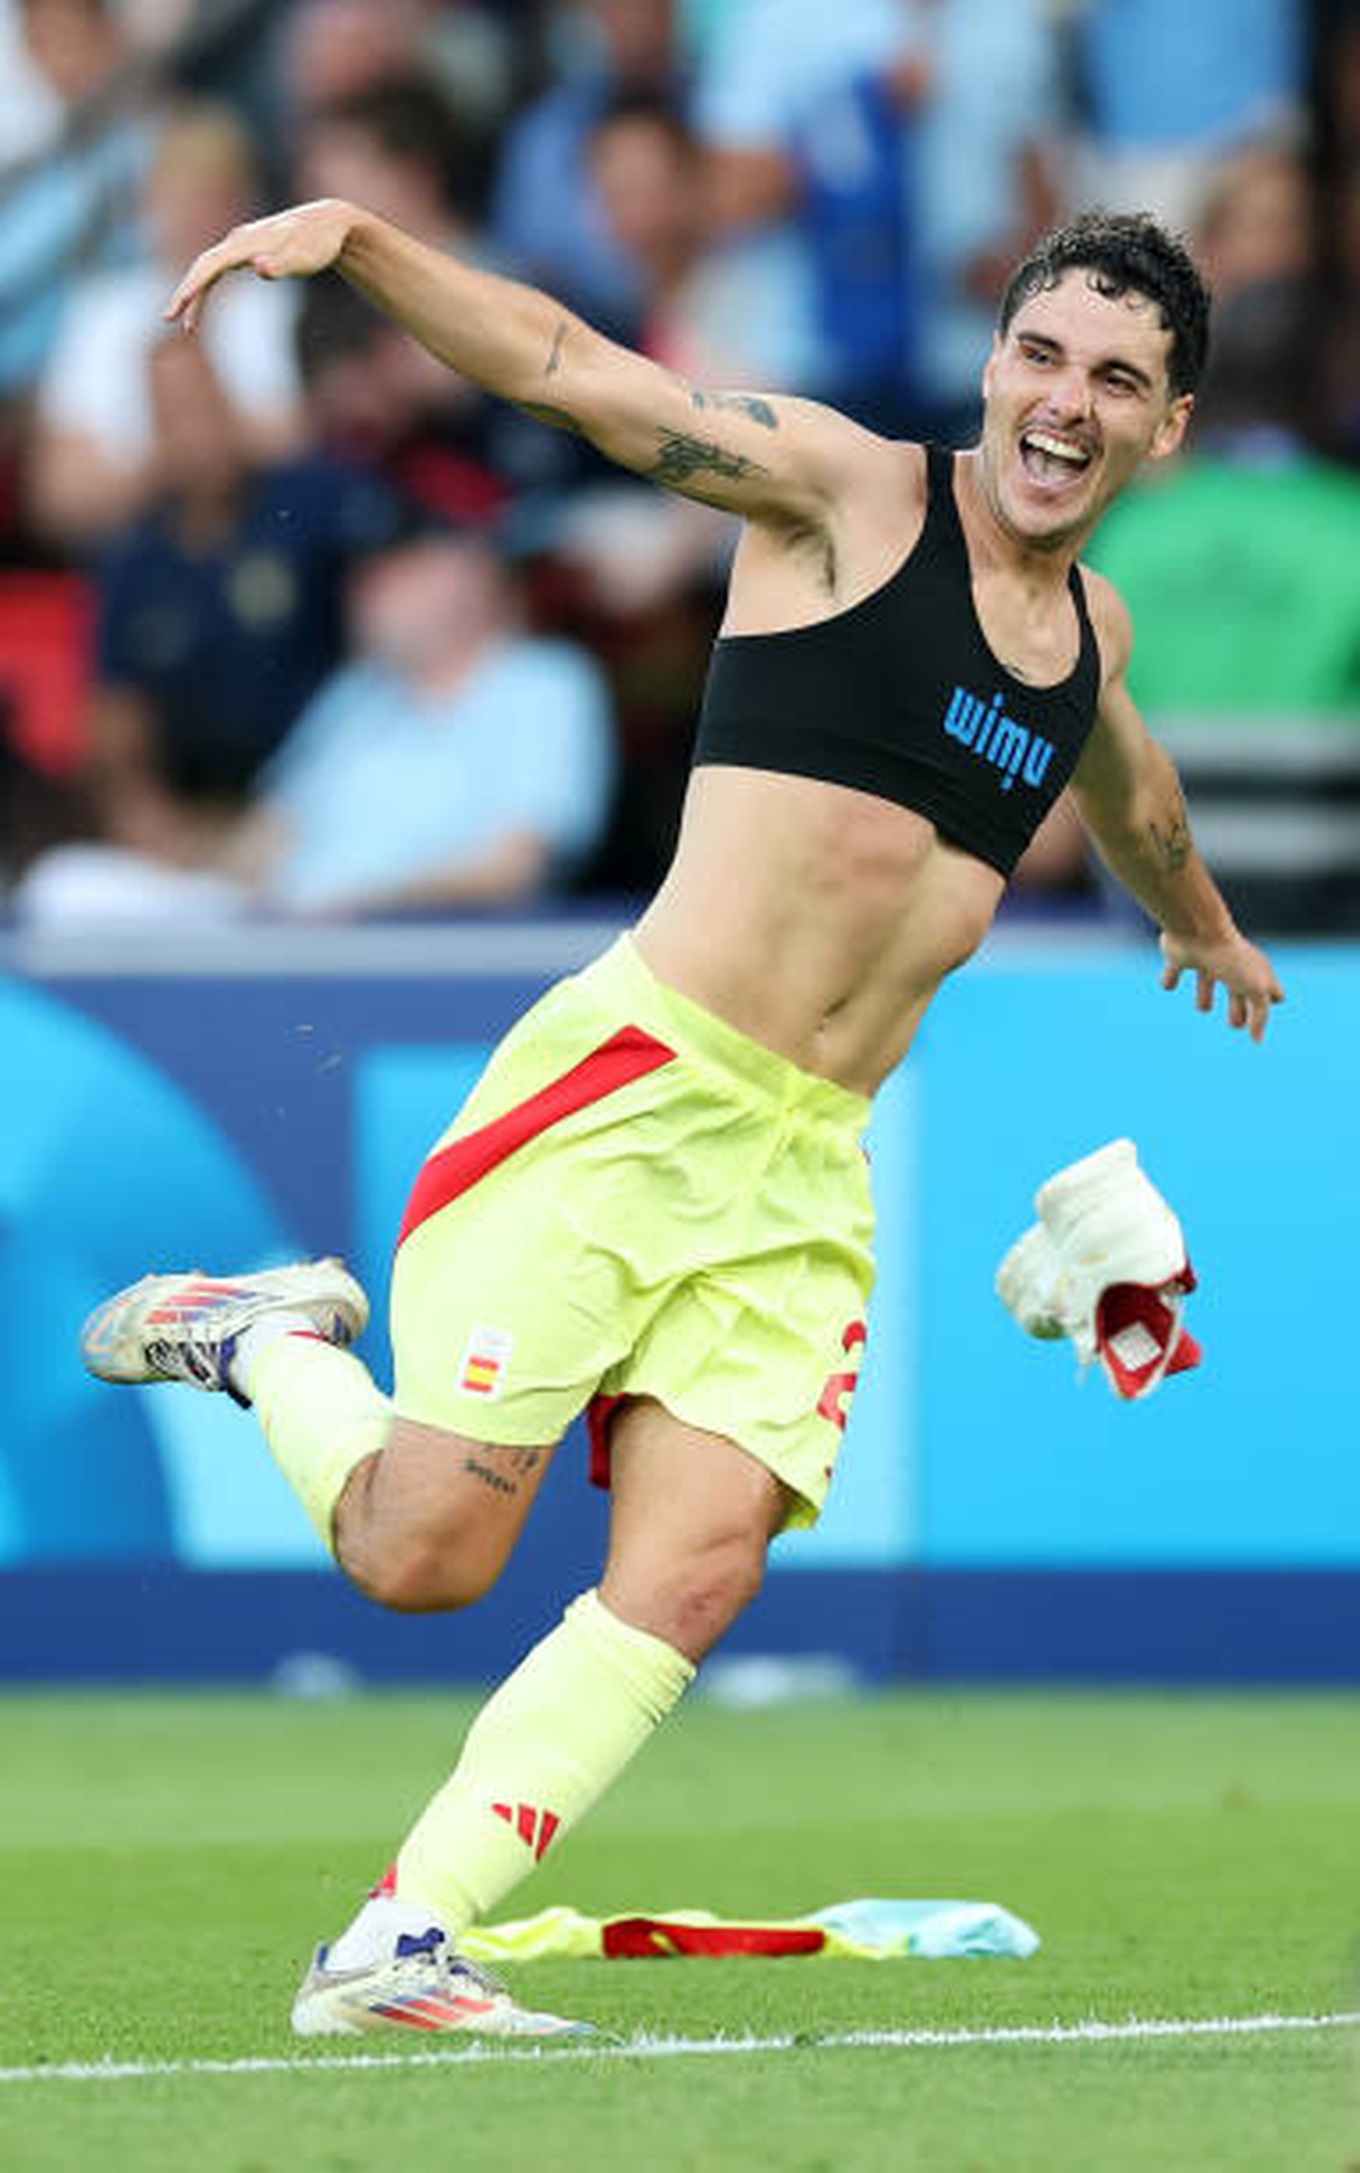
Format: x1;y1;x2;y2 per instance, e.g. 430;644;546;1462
4;940;1356;1576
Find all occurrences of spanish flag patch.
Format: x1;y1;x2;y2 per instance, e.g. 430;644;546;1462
459;1326;514;1398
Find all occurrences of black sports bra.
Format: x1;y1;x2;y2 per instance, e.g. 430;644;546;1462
693;445;1102;877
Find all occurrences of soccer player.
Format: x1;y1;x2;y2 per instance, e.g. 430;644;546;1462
84;200;1283;2038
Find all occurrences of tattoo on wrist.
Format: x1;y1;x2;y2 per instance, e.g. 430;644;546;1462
690;389;777;430
649;429;768;492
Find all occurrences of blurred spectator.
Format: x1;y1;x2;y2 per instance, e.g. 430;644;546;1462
695;0;1061;436
30;103;306;549
297;272;513;530
536;95;740;619
588;93;769;387
1195;142;1314;306
421;3;521;139
1314;0;1360;460
786;55;926;431
492;0;686;334
0;0;152;399
83;332;398;865
271;0;520;156
1072;0;1305;230
225;525;616;916
295;75;486;245
1091;284;1360;934
293;78;531;526
0;0;63;169
276;0;429;116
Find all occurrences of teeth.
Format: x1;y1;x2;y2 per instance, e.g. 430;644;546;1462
1023;432;1088;464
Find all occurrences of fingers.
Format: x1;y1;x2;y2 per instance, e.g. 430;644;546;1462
1219;980;1282;1042
163;245;231;331
1155;960;1277;1043
1248;980;1285;1044
163;232;260;329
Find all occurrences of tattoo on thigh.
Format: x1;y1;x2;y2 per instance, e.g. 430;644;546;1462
462;1456;517;1498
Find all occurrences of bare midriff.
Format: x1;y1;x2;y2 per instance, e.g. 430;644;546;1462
633;764;1006;1097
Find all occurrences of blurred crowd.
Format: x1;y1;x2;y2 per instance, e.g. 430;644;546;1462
0;0;1356;933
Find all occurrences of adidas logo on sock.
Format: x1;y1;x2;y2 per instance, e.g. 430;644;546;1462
492;1801;560;1861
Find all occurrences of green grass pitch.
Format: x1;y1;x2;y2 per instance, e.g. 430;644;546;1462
2;1687;1356;2171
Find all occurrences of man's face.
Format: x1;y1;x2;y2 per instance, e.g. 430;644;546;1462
352;538;504;675
979;269;1194;551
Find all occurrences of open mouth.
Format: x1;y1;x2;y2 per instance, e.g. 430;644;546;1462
1018;430;1093;489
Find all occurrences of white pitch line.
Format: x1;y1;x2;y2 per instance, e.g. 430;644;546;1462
1;2010;1356;2087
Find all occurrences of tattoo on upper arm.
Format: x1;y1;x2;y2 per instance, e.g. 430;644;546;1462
690;388;778;430
1147;793;1193;874
649;429;769;495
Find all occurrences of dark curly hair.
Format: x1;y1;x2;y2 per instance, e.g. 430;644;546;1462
998;210;1211;399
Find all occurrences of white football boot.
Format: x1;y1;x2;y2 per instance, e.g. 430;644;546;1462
292;1926;594;2040
80;1259;368;1402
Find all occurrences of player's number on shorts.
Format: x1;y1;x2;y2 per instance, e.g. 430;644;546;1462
817;1320;867;1431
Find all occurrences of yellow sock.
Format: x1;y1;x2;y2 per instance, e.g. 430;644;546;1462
395;1589;695;1932
246;1332;392;1550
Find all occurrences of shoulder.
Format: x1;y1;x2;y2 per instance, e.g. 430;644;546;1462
1077;562;1133;685
812;419;926;527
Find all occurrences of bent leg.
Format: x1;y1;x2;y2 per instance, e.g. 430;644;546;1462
247;1328;556;1612
338;1401;770;1949
334;1420;557;1612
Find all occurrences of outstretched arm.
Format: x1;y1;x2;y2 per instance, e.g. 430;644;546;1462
165;197;874;530
1071;586;1284;1043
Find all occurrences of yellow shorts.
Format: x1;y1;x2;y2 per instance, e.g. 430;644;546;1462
390;936;875;1525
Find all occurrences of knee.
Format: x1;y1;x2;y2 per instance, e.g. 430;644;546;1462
337;1529;505;1615
622;1534;769;1662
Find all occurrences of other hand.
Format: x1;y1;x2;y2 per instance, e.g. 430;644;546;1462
164;199;358;334
1159;930;1284;1043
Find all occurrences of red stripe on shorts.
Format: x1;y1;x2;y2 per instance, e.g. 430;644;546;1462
397;1024;675;1248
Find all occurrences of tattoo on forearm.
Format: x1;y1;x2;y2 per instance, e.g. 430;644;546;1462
519;400;580;434
690;388;778;430
462;1456;517;1497
649;429;769;494
545;319;568;378
1147;796;1193;875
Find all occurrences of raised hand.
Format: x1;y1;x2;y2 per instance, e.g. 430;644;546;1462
164;199;359;333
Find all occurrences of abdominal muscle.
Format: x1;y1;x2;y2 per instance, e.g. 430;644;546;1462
633;764;1007;1097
